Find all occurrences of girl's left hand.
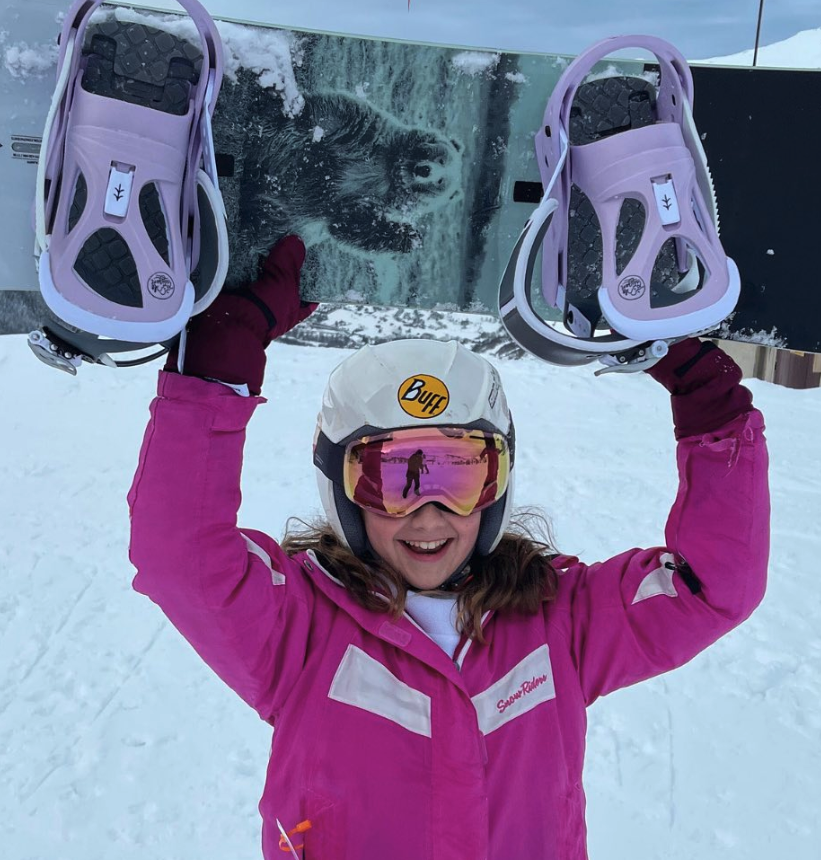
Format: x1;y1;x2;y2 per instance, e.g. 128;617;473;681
645;338;753;437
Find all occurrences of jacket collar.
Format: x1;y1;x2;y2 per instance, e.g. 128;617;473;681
297;550;477;690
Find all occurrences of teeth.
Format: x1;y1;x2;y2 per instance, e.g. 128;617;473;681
403;539;448;551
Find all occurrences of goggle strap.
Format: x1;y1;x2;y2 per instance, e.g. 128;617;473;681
313;430;346;482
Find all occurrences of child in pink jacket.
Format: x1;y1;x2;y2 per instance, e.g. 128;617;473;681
128;236;769;859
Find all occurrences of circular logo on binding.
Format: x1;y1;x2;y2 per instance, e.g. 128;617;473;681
397;375;450;419
618;276;645;300
148;272;176;300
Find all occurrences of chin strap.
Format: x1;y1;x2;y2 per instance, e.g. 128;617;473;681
435;563;473;593
404;558;473;594
364;540;475;595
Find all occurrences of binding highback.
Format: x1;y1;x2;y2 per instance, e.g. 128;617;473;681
32;0;227;368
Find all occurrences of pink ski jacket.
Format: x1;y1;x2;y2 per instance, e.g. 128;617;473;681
128;372;769;860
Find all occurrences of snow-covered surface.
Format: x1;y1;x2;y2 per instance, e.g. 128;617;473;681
2;38;59;79
1;330;820;859
451;51;501;76
699;27;821;68
2;3;821;858
4;3;819;82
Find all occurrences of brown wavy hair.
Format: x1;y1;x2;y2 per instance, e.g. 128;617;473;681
280;510;560;643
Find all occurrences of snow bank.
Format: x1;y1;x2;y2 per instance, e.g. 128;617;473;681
700;27;821;68
1;332;819;860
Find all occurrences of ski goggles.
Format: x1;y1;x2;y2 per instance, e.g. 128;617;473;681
315;426;513;518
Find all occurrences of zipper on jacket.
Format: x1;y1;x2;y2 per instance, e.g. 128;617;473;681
666;557;702;595
454;611;493;670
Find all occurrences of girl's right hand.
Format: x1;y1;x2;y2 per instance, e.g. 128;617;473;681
165;235;318;395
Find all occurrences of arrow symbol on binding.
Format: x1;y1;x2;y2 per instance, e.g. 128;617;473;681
113;184;125;201
662;194;673;211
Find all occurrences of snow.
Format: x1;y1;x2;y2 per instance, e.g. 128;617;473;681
714;321;788;350
215;21;305;116
585;63;660;87
699;27;821;68
100;0;820;62
2;328;820;859
2;3;821;859
451;51;500;76
1;7;307;117
109;8;308;118
2;40;59;78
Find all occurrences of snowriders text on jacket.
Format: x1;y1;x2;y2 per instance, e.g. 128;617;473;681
128;371;769;860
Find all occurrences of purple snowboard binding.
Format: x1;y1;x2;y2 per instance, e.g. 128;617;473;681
499;36;740;371
30;0;227;373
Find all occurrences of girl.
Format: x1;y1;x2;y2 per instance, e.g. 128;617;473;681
128;236;769;859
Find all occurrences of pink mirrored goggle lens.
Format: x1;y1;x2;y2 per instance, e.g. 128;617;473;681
343;427;510;517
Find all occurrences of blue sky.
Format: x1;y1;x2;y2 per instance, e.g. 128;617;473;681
187;0;819;61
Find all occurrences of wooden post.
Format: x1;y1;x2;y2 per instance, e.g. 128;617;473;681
708;340;821;389
773;350;821;390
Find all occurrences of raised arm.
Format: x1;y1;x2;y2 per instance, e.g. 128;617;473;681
558;339;769;705
128;237;318;721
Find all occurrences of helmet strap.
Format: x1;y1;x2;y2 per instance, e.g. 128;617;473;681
403;550;474;594
434;561;473;593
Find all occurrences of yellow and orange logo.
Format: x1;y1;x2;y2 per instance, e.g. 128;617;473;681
397;374;449;419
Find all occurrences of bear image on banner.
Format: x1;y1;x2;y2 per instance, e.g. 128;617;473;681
217;70;464;290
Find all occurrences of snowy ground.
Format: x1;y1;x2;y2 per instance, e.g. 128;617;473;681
1;329;820;859
2;2;820;857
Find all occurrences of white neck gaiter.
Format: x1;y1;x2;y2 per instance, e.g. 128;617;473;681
403;592;461;657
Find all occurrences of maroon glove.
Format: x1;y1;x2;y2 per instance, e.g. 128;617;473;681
166;235;317;395
645;338;754;439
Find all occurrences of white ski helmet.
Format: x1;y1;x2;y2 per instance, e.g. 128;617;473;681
313;339;515;557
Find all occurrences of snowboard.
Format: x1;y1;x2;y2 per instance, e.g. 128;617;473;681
1;1;820;353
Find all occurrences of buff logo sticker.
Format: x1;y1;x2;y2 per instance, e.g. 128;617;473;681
398;375;449;419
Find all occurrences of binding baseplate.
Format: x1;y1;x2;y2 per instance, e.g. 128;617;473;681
499;35;740;369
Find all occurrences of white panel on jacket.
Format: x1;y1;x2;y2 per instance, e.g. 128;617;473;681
472;645;556;735
328;644;432;737
242;533;286;585
632;552;679;605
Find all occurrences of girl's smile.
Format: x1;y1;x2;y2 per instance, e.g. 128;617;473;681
363;504;481;590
